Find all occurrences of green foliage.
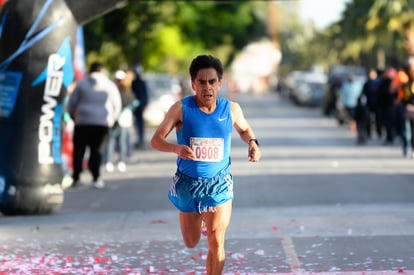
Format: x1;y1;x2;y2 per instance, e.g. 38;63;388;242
280;0;414;74
83;0;268;74
2;0;413;77
84;0;166;71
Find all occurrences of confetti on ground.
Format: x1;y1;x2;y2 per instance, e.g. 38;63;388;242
0;236;413;274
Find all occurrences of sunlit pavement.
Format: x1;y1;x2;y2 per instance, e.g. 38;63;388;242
1;91;414;274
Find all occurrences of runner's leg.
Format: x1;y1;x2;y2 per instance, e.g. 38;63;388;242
204;200;232;275
179;211;203;248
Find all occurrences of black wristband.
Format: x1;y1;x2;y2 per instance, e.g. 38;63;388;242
249;139;259;146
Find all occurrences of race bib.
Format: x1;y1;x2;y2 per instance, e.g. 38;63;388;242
190;137;224;162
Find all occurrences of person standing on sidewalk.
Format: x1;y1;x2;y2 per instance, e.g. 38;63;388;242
151;54;261;274
339;74;362;132
105;70;139;173
68;62;122;188
361;68;381;139
390;19;414;157
131;65;148;149
400;58;414;157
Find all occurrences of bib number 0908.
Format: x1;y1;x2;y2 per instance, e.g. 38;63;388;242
193;145;220;160
190;137;224;162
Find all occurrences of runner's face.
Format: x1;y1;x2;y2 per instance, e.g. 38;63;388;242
192;68;221;107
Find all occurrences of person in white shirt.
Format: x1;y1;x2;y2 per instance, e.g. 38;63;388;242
67;62;122;188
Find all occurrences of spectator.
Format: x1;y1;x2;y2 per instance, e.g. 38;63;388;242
131;65;148;149
67;62;122;189
340;74;362;132
362;68;381;139
390;19;414;156
397;58;414;157
324;75;342;116
391;66;411;155
355;93;371;144
377;68;396;145
105;70;139;172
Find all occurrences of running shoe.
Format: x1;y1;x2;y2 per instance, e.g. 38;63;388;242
93;179;105;189
201;219;207;237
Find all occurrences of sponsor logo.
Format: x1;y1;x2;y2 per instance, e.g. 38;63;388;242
33;37;74;165
38;54;65;164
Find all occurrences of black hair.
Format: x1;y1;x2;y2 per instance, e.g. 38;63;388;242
189;55;223;81
376;68;385;76
89;62;103;73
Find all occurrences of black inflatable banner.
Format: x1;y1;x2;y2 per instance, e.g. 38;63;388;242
0;0;125;215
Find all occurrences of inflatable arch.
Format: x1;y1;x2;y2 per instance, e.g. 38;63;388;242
0;0;126;215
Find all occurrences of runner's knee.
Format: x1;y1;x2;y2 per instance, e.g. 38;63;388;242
183;234;200;248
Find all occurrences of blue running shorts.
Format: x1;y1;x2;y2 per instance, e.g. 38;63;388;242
168;169;234;213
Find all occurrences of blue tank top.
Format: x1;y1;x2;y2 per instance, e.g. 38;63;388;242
176;96;232;178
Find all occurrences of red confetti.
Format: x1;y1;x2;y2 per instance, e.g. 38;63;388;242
272;226;278;231
198;252;203;258
150;219;167;224
94;256;109;263
398;269;405;273
98;246;106;253
39;256;46;264
65;256;73;262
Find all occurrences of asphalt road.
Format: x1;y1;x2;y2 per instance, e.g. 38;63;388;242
1;91;414;275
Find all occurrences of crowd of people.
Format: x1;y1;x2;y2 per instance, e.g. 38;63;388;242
325;19;414;159
63;62;148;189
330;60;414;158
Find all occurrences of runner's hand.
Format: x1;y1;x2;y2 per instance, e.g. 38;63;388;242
177;145;196;160
248;144;260;162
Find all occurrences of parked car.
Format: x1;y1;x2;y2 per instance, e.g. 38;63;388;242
143;73;182;127
287;70;327;107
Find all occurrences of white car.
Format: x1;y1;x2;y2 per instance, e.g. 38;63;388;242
143;73;182;127
288;70;327;106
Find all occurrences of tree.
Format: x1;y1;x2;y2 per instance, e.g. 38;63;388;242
83;0;268;74
322;0;414;69
278;0;414;73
